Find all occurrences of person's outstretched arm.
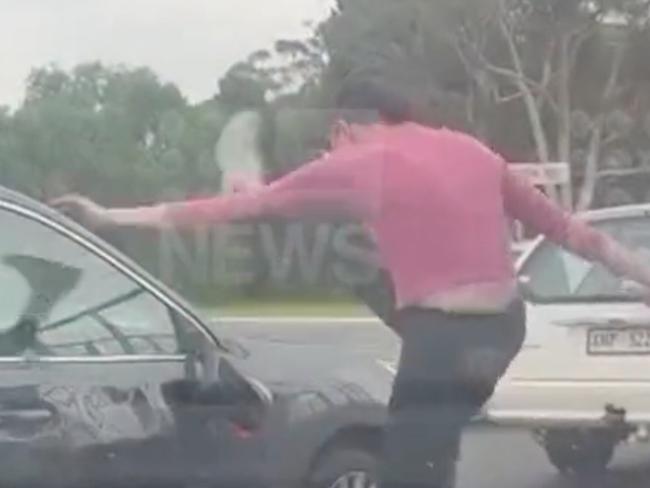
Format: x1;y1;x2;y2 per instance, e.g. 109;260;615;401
51;144;386;231
502;168;650;288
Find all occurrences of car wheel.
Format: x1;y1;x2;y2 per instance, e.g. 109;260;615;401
309;448;378;488
541;429;616;476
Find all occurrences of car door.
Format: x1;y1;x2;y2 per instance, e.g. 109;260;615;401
0;200;240;486
490;215;650;424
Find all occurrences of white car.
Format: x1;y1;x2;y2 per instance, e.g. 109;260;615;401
487;204;650;474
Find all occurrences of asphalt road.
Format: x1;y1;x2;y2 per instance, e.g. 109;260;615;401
211;317;650;488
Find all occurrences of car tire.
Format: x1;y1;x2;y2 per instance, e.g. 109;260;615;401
309;448;378;488
542;429;616;476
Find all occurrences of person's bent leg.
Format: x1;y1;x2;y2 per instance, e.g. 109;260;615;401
379;309;467;488
379;302;527;488
380;402;467;488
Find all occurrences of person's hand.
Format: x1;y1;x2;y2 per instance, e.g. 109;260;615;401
49;194;113;229
229;174;264;194
620;279;650;306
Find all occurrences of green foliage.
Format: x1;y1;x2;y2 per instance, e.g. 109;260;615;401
1;63;225;204
312;0;650;207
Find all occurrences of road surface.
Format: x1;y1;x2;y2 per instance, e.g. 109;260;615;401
210;317;650;488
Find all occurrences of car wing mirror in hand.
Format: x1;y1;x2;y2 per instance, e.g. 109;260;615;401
163;358;271;417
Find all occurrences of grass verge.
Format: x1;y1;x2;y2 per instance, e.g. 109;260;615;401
202;300;372;318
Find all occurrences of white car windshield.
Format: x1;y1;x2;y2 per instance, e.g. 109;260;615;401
521;217;650;303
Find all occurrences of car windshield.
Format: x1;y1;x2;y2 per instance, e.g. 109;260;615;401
522;217;650;303
5;1;650;487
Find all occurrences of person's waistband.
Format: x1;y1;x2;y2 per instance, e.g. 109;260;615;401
398;297;524;318
397;279;519;315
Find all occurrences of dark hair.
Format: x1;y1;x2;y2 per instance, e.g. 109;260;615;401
335;79;414;124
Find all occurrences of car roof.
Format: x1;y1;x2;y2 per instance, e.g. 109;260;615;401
0;185;214;336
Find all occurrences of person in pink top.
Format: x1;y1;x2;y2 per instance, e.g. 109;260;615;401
52;80;650;488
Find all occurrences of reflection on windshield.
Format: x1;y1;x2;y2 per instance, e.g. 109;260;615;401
0;254;82;356
0;209;179;357
4;254;82;319
1;253;167;356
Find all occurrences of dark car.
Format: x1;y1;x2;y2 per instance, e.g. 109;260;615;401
0;186;391;488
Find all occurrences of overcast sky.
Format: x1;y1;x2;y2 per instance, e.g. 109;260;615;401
0;0;333;108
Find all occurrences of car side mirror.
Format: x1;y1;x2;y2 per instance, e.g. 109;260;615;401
163;358;272;430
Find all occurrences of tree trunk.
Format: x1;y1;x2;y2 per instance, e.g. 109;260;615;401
557;36;572;164
472;74;492;140
498;15;558;201
516;77;551;164
576;46;625;211
577;118;603;211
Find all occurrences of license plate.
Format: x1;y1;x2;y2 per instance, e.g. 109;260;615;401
588;327;650;355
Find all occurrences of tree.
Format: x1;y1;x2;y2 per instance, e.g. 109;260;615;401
2;63;225;203
293;0;650;209
449;0;650;208
219;28;328;110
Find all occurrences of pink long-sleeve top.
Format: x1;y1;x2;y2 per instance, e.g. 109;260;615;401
162;122;647;311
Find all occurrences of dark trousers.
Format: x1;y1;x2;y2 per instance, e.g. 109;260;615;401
379;300;526;488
